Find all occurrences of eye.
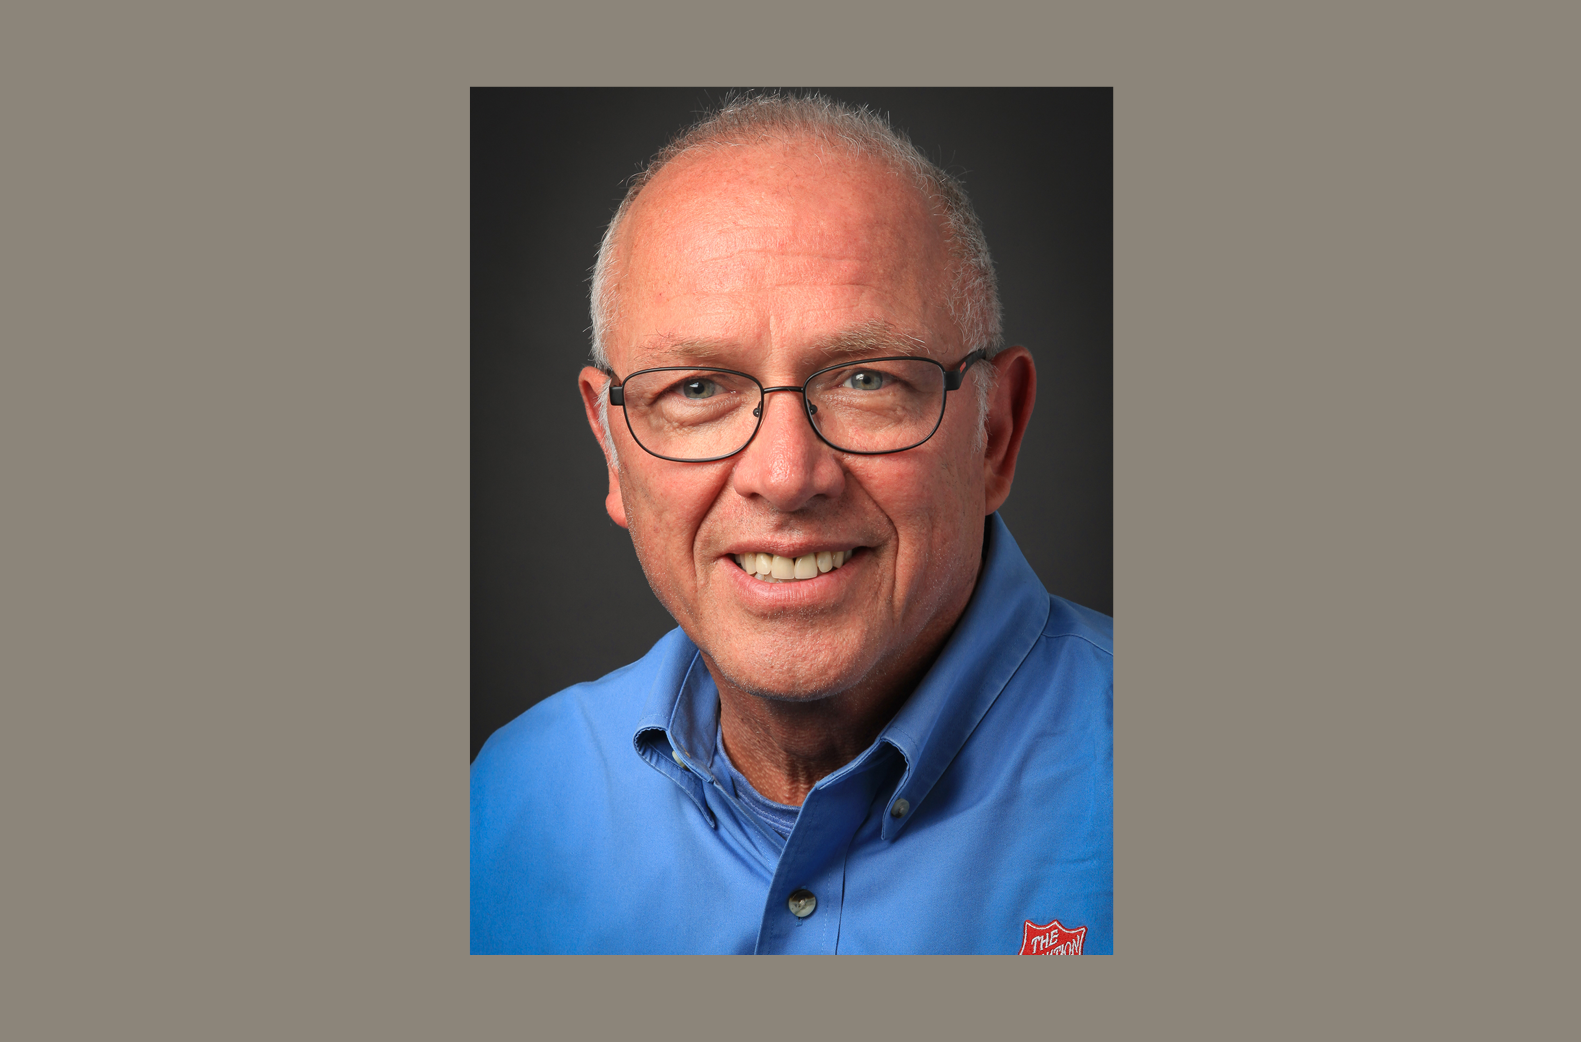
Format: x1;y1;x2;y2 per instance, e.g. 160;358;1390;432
680;378;718;399
844;370;886;391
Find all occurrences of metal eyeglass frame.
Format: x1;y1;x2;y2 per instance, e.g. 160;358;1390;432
603;348;988;463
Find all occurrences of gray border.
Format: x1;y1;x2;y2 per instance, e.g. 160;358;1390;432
7;1;1574;1036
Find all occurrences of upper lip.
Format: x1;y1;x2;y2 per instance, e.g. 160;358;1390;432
721;541;862;559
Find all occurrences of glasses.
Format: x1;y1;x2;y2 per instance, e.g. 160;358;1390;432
605;348;987;462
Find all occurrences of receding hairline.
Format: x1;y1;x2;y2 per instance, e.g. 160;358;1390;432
590;93;1004;371
604;133;953;294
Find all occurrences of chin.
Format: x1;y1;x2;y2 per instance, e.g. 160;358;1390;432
705;646;872;704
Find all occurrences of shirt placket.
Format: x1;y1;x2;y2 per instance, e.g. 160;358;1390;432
752;753;895;954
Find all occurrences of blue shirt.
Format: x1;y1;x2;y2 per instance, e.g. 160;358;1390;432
471;514;1113;953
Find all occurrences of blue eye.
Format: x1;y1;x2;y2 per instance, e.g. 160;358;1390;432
845;370;885;391
681;379;718;399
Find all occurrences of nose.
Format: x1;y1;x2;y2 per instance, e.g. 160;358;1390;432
730;388;846;511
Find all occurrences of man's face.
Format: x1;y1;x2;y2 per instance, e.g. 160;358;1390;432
582;141;994;702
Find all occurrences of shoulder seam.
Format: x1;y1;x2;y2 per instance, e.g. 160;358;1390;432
1041;629;1114;658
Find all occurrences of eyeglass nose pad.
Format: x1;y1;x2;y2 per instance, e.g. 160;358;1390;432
751;390;815;421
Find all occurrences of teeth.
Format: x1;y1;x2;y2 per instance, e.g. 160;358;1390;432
733;548;857;582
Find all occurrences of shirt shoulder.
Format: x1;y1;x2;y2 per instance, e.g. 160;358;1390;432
475;658;645;767
1004;595;1112;737
1042;595;1113;658
471;628;687;822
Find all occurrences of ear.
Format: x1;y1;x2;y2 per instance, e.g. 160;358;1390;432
981;346;1037;515
579;366;629;529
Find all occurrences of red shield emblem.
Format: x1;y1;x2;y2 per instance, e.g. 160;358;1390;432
1018;918;1087;955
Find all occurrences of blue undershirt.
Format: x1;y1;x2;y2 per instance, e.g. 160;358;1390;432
711;723;801;839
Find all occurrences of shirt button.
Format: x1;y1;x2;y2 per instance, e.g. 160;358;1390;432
890;798;910;818
671;750;689;772
787;889;817;919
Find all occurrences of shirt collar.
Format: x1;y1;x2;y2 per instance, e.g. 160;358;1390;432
632;629;716;773
633;513;1051;838
871;512;1050;836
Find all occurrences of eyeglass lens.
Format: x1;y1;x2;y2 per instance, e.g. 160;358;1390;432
619;359;950;460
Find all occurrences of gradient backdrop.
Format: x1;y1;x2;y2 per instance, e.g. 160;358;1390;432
473;88;1112;761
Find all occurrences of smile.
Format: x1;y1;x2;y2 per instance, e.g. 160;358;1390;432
732;549;859;583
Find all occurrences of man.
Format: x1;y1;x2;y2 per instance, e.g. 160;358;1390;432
471;94;1112;953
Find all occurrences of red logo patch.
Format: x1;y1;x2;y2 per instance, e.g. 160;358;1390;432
1019;918;1087;954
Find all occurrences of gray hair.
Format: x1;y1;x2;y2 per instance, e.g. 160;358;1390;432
590;92;1006;465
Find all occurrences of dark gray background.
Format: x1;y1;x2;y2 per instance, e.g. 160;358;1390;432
473;88;1112;760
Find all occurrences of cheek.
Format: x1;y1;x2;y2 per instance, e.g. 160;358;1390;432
617;465;723;581
859;449;982;555
896;419;985;516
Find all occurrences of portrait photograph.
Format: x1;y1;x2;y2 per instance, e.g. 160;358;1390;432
471;87;1112;953
16;0;1570;1025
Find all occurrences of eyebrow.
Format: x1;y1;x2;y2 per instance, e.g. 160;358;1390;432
813;322;930;360
635;322;931;367
638;337;733;364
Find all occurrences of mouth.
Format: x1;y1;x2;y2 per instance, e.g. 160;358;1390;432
731;547;863;583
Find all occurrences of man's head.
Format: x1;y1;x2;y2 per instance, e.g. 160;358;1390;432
578;94;1036;704
590;96;1002;397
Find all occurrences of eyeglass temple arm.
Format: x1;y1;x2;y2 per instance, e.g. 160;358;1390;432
942;348;989;391
600;368;625;406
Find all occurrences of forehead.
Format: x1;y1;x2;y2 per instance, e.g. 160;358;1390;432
609;140;958;370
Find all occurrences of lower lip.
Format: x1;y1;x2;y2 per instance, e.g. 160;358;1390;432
725;552;862;605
